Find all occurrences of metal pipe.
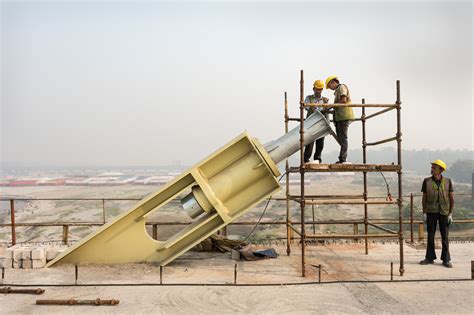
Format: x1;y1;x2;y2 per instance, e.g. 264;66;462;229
102;199;106;224
289;194;365;199
362;98;369;255
287;223;302;236
284;91;291;256
1;193;471;202
62;225;69;245
306;104;397;108
36;298;119;306
391;262;394;281
75;265;78;285
264;110;332;165
396;80;405;276
234;263;237;284
289;164;401;173
365;107;395;120
365;136;397;146
303;200;397;205
318;264;321;283
152;224;158;240
367;222;398;234
410;193;414;243
305;234;398;239
353;223;359;241
0;287;45;294
299;69;306;277
4;278;470;288
2;192;469;203
160;266;163;284
10;200;16;246
2;219;473;229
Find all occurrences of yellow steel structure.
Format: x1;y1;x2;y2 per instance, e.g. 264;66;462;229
47;132;281;267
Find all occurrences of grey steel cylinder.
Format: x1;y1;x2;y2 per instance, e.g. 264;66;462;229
181;192;203;219
264;110;332;164
181;110;333;218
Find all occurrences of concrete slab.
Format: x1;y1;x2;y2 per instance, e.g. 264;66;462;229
0;242;472;313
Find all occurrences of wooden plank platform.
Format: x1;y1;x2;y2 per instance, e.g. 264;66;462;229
289;163;401;173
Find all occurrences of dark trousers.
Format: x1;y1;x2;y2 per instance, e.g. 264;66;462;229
335;120;351;162
425;213;451;262
304;137;325;163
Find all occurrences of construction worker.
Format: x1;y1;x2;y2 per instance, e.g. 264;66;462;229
420;160;454;268
325;76;354;163
304;80;329;164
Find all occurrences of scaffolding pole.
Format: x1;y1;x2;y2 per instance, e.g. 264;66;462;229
284;71;405;277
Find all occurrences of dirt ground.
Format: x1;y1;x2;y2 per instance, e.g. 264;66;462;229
1;242;473;314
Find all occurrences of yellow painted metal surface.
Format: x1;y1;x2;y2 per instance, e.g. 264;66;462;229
47;132;281;267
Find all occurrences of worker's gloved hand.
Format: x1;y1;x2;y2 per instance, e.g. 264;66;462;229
447;214;453;225
423;213;427;223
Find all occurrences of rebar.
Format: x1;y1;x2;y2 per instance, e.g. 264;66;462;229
0;287;45;294
36;298;119;306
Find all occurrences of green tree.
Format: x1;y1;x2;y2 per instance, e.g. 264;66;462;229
446;160;474;184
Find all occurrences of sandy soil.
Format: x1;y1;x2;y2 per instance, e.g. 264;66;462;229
0;177;407;244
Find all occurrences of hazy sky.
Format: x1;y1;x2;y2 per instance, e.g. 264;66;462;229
1;1;473;168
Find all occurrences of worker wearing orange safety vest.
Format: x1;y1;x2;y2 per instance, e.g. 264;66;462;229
420;159;455;268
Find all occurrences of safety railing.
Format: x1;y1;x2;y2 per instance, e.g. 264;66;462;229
1;193;472;246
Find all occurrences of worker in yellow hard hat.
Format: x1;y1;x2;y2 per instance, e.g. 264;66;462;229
325;76;354;163
303;80;329;164
420;159;455;268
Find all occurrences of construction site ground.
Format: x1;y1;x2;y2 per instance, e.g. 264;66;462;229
1;241;473;314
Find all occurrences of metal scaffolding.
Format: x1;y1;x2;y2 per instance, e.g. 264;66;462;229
284;70;405;277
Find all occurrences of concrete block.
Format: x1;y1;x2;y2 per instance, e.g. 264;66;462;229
1;258;13;269
12;249;24;262
22;248;32;260
32;257;46;269
46;246;67;261
22;259;32;269
13;259;22;268
4;248;14;259
31;248;45;260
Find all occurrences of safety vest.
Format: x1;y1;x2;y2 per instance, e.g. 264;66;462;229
425;177;450;215
306;95;329;118
334;84;355;122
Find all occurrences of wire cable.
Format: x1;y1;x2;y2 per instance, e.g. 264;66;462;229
242;171;289;243
378;171;392;201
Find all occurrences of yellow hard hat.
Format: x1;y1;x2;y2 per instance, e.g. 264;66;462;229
313;80;324;89
431;159;447;171
325;76;338;89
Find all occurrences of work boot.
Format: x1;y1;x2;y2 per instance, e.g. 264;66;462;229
419;259;434;265
442;261;453;268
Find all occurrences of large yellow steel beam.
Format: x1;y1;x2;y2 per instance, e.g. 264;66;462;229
47;132;280;267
